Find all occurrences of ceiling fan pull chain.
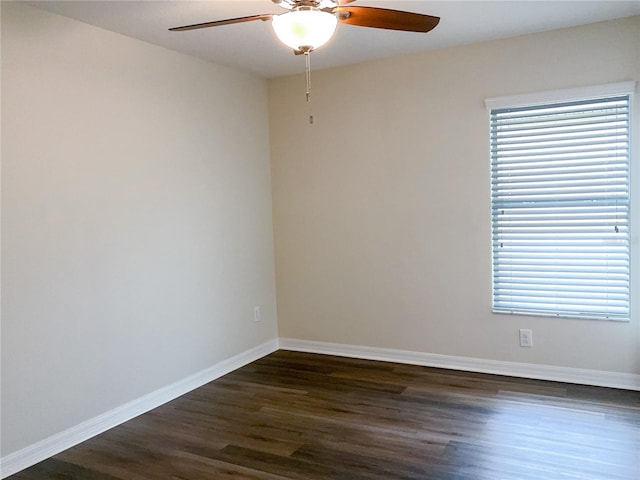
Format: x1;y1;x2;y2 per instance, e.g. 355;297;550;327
305;51;313;124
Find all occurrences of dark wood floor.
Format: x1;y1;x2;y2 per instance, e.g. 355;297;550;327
9;350;640;479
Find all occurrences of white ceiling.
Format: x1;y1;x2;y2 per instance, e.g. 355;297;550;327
26;1;640;78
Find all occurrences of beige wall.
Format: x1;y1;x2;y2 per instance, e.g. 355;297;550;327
1;2;277;456
269;16;640;374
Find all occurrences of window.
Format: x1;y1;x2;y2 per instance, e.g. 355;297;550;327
487;83;634;321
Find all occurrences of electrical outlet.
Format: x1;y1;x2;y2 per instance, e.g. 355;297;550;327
519;329;533;347
253;306;261;323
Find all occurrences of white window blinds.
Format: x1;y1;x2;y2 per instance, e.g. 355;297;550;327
490;94;631;320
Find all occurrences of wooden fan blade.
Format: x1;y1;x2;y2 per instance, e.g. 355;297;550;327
169;14;273;32
335;6;439;33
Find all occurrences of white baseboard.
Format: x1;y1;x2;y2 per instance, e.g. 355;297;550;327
0;339;279;479
279;338;640;391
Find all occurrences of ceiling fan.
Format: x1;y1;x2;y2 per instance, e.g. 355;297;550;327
169;0;440;54
170;1;440;123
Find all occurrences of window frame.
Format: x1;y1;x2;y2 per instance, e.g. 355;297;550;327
485;82;636;321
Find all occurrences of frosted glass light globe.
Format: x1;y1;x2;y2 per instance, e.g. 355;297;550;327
272;9;338;51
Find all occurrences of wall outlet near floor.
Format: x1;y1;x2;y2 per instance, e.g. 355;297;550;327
253;306;261;323
519;329;533;347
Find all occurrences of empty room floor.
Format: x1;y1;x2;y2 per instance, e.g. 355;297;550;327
8;350;640;479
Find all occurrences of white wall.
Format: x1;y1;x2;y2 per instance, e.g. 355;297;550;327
269;17;640;375
1;2;277;457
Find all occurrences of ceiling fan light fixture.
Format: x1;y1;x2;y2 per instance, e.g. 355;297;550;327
272;8;338;51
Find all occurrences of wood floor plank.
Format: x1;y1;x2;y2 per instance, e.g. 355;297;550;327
9;458;122;480
8;350;640;479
